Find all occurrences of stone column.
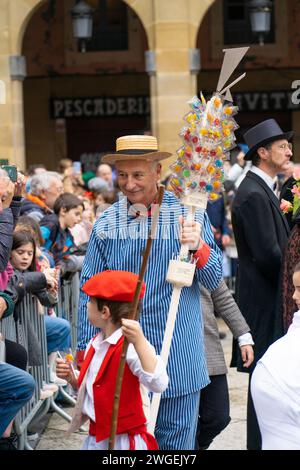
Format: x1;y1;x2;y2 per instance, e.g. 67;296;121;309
148;1;196;175
10;70;26;170
0;69;25;169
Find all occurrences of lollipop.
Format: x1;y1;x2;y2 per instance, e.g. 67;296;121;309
57;350;76;376
65;353;74;363
168;92;239;207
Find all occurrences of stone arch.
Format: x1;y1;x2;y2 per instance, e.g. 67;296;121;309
188;0;216;48
13;0;47;54
16;1;151;56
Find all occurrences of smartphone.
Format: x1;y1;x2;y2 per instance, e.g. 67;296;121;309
1;165;18;183
72;161;81;174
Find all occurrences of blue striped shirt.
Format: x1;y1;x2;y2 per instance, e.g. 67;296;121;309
77;191;222;397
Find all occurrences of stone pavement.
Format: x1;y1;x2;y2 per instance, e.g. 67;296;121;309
36;319;248;450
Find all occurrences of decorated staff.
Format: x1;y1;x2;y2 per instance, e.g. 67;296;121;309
149;46;249;433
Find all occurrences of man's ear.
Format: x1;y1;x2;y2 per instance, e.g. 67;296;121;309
257;146;269;161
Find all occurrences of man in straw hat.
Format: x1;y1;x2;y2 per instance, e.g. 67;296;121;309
231;118;292;449
76;134;222;450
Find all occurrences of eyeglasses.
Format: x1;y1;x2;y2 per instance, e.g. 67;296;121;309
277;143;293;151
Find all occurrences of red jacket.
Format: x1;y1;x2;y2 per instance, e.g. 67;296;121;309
78;335;147;443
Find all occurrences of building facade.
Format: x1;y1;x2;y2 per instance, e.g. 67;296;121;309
0;0;299;174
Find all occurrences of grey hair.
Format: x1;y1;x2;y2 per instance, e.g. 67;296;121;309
150;160;161;171
29;171;62;196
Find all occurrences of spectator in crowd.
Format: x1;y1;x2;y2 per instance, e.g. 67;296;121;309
227;143;251;190
26;164;46;176
0;362;35;447
231;119;292;450
39;193;84;269
251;261;300;450
57;270;168;450
94;189;118;218
9;231;70;386
76;135;222;450
96;163;115;190
282;212;300;332
20;171;64;222
196;280;254;450
279;164;300;230
25;164;47;194
87;176;109;193
15;215;55;269
206;195;231;252
70;198;95;247
0;169;35;449
58;158;73;176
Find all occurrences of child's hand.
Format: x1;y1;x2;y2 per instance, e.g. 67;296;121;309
122;319;158;374
43;269;58;291
121;319;144;346
56;357;72;380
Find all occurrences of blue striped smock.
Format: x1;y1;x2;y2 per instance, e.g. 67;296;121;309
77;191;222;397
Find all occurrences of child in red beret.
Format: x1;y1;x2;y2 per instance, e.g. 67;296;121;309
56;270;168;450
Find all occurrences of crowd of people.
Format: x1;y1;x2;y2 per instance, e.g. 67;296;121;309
1;119;300;451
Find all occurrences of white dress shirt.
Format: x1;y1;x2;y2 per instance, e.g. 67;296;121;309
250;166;277;194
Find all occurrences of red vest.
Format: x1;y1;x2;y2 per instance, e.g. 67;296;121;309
78;335;147;443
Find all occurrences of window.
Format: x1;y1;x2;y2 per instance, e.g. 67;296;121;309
223;0;275;45
85;0;128;52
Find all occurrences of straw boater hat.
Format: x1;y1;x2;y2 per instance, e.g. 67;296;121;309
102;135;172;164
243;119;293;161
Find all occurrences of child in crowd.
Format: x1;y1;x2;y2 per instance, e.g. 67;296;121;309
93;189;118;219
40;193;84;270
70;197;95;247
251;261;300;450
9;231;71;385
15;215;55;269
56;270;168;450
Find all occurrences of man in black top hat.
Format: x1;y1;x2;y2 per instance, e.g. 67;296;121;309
231;118;292;450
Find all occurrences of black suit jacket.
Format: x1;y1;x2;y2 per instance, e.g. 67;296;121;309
232;171;290;372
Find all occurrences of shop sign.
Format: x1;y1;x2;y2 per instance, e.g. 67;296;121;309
50;96;150;119
203;90;300;111
232;90;300;111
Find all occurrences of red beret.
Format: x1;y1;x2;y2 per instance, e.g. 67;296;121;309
82;270;146;302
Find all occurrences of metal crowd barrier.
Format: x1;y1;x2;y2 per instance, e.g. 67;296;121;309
0;294;49;449
56;272;80;351
0;273;81;450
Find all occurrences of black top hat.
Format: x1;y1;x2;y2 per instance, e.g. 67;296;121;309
243;119;293;161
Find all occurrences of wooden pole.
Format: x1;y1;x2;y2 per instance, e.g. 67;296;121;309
108;185;165;450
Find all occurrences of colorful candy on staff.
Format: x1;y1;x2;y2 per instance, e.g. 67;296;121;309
168;92;239;202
